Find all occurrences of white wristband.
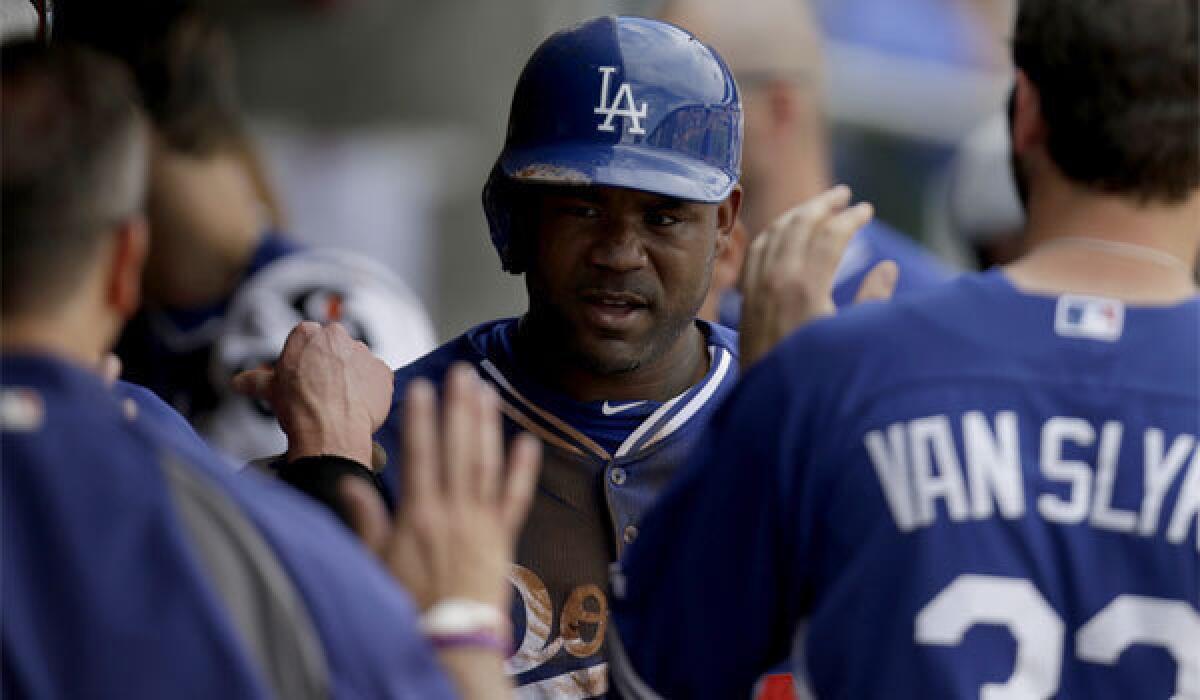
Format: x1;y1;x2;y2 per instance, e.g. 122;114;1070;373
420;599;509;637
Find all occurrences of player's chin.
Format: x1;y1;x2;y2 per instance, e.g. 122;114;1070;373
569;334;648;376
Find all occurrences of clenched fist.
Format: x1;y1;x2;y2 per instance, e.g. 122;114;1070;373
232;321;392;466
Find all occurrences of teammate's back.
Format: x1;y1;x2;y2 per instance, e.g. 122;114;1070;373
777;274;1198;697
614;273;1200;698
2;352;456;699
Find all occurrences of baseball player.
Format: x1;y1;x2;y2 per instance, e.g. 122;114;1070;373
370;19;743;696
54;0;435;461
660;0;955;329
611;0;1200;697
2;40;537;699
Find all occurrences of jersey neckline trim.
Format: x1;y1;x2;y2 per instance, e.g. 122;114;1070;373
479;345;734;462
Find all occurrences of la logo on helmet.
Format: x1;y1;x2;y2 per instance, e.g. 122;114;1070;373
594;66;648;135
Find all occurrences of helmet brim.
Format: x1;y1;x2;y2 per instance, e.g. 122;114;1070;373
499;143;738;204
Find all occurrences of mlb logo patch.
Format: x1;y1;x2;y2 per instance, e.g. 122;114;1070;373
1054;294;1124;342
0;387;44;432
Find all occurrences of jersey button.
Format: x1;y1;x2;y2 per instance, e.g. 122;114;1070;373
623;525;639;544
610;467;627;486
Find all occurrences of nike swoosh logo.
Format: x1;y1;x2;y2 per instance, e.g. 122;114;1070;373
601;400;646;416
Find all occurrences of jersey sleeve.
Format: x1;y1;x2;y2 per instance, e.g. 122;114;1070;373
611;338;831;698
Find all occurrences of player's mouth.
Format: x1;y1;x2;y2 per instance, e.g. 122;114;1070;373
578;290;650;332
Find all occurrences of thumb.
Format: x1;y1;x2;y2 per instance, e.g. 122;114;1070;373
231;368;275;398
854;260;899;304
338;476;390;555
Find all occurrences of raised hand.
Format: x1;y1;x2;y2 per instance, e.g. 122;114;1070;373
738;185;897;368
339;364;542;612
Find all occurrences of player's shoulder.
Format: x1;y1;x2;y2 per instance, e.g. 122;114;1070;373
765;272;996;392
774;269;1200;396
698;318;739;358
860;220;947;266
795;272;982;344
860;220;956;282
114;380;213;450
393;317;517;387
2;355;127;449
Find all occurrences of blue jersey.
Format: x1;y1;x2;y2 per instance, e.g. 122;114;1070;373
2;354;455;700
718;219;956;328
113;379;217;457
613;270;1200;699
377;318;739;698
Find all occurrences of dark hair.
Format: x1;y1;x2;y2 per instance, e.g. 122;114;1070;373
1;40;148;315
53;0;243;154
1013;0;1199;203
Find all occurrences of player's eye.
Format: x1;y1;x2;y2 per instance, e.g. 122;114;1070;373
556;201;601;218
645;211;682;227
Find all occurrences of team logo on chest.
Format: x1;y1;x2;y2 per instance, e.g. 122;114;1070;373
594;66;648;135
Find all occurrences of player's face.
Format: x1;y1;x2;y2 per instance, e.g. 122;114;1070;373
523;185;735;375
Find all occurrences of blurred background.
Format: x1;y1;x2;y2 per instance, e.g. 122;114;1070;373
11;0;1020;340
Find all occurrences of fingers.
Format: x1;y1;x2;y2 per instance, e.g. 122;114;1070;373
796;201;874;306
402;366;506;511
761;185;853;270
476;381;503;502
283;320;321;354
741;185;853;296
740;227;769;296
501;433;542;534
231;368;275;398
338;476;390;554
401;379;439;510
854;260;899;304
443;364;476;496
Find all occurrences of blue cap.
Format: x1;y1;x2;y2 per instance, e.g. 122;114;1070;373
484;16;743;272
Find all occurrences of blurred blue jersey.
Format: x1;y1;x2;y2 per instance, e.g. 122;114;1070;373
718;220;955;328
2;354;455;699
614;270;1200;699
113;379;217;457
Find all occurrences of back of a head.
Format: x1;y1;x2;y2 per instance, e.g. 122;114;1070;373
1014;0;1199;204
1;40;148;317
53;0;242;155
658;0;823;87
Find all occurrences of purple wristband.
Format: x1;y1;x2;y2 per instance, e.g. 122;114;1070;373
428;630;512;655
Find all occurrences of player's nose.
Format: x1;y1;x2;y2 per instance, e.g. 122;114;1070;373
588;220;648;272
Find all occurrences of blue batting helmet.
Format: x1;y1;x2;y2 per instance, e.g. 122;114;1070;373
483;16;743;272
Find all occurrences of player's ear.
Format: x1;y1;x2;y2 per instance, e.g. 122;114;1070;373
106;215;149;320
1011;71;1047;158
714;216;747;291
715;185;742;255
